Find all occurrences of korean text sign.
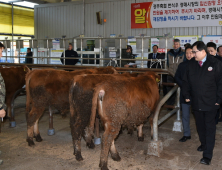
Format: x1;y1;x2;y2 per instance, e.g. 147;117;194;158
131;0;222;29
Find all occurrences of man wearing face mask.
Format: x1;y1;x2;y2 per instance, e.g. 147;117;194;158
175;45;194;142
166;39;185;105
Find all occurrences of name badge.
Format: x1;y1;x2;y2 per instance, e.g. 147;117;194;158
208;67;213;71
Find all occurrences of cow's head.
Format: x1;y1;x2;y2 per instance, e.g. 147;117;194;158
141;71;160;83
22;65;30;74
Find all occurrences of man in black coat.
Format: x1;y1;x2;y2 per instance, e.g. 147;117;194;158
175;45;193;142
207;42;222;124
147;45;164;68
60;43;79;65
183;41;222;165
25;48;33;64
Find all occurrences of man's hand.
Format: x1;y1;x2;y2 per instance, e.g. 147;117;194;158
215;103;219;105
0;109;6;118
185;99;190;102
124;65;129;68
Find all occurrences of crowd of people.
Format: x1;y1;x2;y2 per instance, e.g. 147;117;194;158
149;39;222;165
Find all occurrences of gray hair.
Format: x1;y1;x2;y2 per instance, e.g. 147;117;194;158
174;39;180;43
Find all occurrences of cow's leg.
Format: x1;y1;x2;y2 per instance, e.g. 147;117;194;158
26;107;44;146
33;118;42;142
99;123;121;170
5;96;12;118
70;115;86;161
137;124;144;141
149;114;154;140
110;140;121;161
83;126;95;149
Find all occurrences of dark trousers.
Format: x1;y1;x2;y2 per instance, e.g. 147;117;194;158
215;105;222;124
193;110;217;159
166;75;176;105
181;103;191;136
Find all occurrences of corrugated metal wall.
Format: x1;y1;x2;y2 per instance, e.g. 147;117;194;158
35;0;222;39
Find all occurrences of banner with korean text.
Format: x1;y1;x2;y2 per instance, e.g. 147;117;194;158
202;35;222;47
131;0;222;29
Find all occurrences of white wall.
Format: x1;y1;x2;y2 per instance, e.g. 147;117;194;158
34;0;222;39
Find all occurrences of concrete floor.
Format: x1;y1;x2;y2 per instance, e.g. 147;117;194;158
1;96;222;170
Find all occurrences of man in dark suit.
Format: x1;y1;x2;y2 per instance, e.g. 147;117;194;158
147;45;163;68
183;41;222;165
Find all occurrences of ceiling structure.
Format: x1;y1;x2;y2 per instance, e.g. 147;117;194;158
0;0;82;6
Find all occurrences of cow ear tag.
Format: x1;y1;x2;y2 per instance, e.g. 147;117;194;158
156;78;160;82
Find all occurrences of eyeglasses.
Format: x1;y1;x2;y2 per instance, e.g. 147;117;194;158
192;50;200;54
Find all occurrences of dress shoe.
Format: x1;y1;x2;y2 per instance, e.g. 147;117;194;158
197;145;205;152
200;157;211;165
179;136;191;142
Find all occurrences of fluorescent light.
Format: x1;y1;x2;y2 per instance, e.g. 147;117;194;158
0;0;39;8
14;1;38;8
0;0;22;2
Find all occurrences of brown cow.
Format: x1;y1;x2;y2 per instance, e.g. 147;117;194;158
0;65;30;118
87;72;160;170
26;66;117;146
69;72;158;162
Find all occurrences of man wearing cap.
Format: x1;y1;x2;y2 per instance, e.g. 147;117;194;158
183;41;222;165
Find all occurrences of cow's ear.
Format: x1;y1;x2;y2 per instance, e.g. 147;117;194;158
156;78;160;83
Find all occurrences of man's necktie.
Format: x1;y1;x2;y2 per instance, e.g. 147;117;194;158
199;61;203;67
153;54;156;59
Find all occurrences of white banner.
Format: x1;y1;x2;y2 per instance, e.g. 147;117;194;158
202;35;222;47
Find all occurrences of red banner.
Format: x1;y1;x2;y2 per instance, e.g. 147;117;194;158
131;2;153;29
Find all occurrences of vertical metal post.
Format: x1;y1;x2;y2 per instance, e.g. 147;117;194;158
18;40;20;64
165;38;168;69
11;3;14;58
120;38;122;68
94;53;96;65
80;38;83;65
82;0;85;35
176;87;181;121
141;37;144;68
4;39;7;63
31;39;34;64
37;42;39;64
63;38;66;65
99;38;102;66
47;39;49;64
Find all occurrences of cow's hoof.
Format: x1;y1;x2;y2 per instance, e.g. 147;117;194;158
75;152;84;161
111;153;121;162
27;138;35;146
100;164;109;170
87;141;95;149
35;134;43;142
138;136;144;142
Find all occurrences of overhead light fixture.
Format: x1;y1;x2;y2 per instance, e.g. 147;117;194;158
0;0;38;8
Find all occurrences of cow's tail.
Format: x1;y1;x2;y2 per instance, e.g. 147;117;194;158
25;71;33;114
88;86;105;138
